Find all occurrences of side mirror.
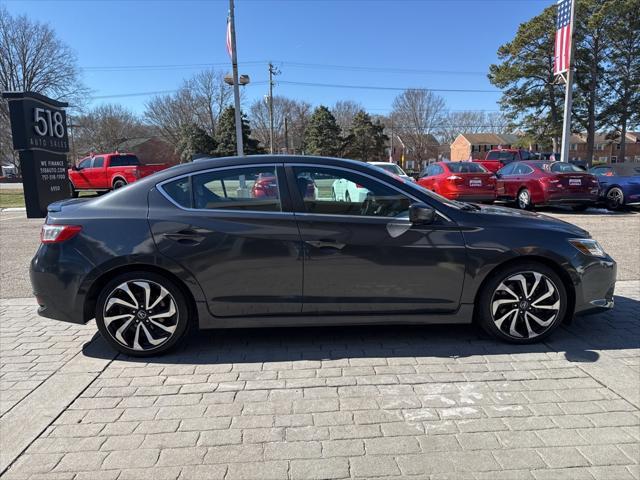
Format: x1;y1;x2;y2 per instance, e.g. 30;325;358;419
71;165;79;171
494;172;502;178
409;203;436;225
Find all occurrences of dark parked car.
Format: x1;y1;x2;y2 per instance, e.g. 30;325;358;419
31;156;616;356
589;162;640;210
495;161;600;211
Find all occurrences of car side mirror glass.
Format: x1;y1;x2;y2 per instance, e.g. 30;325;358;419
409;203;436;225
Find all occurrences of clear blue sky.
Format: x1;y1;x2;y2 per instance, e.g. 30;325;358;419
5;0;550;116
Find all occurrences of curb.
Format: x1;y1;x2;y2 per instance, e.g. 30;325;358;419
0;207;26;212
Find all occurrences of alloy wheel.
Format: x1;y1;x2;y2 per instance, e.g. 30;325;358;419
490;271;561;339
606;187;623;210
518;189;530;209
103;280;179;351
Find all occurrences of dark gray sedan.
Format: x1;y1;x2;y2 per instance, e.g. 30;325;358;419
31;156;616;356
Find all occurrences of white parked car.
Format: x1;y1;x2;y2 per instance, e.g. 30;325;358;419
332;177;370;202
369;162;414;182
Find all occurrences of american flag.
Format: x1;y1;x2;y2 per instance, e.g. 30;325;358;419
554;0;573;75
226;14;233;58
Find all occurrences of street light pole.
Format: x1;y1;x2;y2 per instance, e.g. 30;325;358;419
228;0;244;156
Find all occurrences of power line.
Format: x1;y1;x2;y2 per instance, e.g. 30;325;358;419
276;61;486;76
278;80;500;93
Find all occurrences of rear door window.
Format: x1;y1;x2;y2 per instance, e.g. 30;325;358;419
92;156;105;168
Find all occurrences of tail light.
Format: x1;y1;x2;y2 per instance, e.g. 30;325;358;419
541;176;560;184
446;175;464;184
355;184;364;189
41;225;82;244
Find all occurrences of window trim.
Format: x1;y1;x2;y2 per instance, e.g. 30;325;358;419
156;163;290;215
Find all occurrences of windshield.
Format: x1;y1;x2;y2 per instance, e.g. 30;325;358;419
374;163;405;176
447;162;488;173
550;162;584;173
486;151;516;161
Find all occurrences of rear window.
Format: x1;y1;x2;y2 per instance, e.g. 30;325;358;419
447;162;487;173
162;177;191;208
110;155;140;167
486;151;516;161
550;162;584;173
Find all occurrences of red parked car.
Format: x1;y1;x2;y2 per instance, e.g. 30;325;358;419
69;153;168;197
418;161;496;203
473;148;534;173
496;161;600;211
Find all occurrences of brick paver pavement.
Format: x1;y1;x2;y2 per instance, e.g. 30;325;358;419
1;281;638;479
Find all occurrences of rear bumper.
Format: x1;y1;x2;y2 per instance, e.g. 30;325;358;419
447;192;496;202
30;244;94;324
543;189;599;205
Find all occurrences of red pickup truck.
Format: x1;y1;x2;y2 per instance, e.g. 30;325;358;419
69;153;168;197
473;149;534;173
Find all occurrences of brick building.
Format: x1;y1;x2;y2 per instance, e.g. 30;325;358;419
569;132;640;163
450;133;520;161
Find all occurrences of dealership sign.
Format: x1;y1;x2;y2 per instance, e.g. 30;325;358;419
2;92;71;218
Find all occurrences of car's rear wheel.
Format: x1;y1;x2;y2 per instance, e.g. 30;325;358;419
95;271;190;356
477;263;567;344
605;187;624;211
113;178;127;190
517;188;532;210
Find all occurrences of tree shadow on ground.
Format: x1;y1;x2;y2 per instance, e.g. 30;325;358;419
82;294;639;366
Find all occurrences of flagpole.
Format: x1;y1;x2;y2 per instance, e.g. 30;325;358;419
559;0;576;163
228;0;244;156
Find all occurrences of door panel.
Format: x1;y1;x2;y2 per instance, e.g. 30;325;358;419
149;165;303;317
289;166;466;314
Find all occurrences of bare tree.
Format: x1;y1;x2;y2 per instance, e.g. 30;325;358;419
331;100;364;133
0;6;87;172
144;69;232;148
391;89;446;162
249;96;312;153
437;111;511;144
72;104;149;157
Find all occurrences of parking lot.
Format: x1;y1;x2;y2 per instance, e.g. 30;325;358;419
1;209;639;479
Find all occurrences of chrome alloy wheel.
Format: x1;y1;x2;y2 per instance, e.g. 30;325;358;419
103;280;178;351
518;189;530;209
490;271;561;339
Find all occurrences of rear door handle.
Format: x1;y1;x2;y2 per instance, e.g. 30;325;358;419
305;240;346;250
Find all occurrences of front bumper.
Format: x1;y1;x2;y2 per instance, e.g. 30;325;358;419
573;254;617;316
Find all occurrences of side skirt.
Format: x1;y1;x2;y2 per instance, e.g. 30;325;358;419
196;303;475;329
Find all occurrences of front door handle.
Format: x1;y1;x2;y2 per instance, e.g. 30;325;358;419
305;240;346;250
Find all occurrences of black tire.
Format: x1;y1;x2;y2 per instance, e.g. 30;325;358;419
477;262;567;344
605;187;624;211
571;204;589;212
517;188;532;210
69;181;79;198
113;178;127;190
95;271;191;356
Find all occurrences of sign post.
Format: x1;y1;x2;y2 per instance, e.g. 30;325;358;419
2;92;71;218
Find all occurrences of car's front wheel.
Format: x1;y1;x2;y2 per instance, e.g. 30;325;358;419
477;263;567;343
95;271;190;356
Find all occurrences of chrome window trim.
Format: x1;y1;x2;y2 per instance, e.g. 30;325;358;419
289;163;451;222
156;163;291;216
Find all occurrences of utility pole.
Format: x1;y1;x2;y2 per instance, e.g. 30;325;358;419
228;0;243;156
284;117;289;154
268;62;280;154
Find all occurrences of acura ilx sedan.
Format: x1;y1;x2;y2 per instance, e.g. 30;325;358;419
31;156;616;356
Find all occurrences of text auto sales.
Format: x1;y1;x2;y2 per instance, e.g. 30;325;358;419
29;136;69;150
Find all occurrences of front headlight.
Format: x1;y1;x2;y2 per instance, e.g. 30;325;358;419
569;238;606;258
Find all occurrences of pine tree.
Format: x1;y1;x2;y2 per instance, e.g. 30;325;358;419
176;123;217;162
344;111;388;162
214;106;262;156
304;106;342;156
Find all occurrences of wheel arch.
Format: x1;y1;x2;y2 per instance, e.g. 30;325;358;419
84;264;199;326
111;176;127;187
473;255;576;324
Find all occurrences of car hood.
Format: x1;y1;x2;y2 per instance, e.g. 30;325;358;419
471;204;590;237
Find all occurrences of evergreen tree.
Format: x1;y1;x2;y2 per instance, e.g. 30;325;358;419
214;106;261;156
344;111;388;162
488;5;564;151
176;123;217;162
304;106;342;156
600;0;640;161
